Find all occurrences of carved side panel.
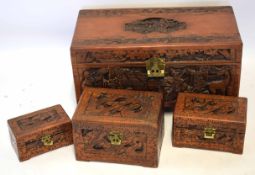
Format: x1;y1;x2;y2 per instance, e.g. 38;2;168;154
81;126;147;158
80;65;237;108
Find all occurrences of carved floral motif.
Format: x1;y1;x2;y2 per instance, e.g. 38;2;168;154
125;17;186;34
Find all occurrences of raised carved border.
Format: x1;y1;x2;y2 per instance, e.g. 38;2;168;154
73;34;240;46
75;48;235;63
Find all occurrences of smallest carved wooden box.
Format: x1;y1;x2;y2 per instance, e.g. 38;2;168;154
8;105;73;161
72;87;164;167
172;93;247;154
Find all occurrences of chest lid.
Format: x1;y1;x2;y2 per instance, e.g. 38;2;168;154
72;6;241;49
72;87;163;128
8;105;71;138
174;93;247;132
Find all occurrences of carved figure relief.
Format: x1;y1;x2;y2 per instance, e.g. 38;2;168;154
125;17;186;34
83;91;152;118
81;127;147;158
81;65;234;107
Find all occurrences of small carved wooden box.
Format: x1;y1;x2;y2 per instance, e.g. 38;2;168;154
172;93;247;154
7;105;73;161
71;6;242;109
72;87;164;167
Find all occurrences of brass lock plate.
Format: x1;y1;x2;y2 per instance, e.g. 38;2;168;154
41;134;54;146
146;57;165;77
108;131;123;145
203;127;216;139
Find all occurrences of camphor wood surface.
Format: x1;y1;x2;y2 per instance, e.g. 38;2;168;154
172;93;247;154
7;105;73;161
71;6;242;109
72;87;164;167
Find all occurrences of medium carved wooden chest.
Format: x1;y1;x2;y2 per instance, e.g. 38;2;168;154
172;93;247;154
71;6;242;109
7;105;73;161
72;87;164;167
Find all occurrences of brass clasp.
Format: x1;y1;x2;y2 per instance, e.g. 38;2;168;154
146;57;165;77
203;127;216;139
41;135;54;146
108;132;123;145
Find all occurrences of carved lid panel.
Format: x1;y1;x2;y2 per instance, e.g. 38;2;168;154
8;105;71;138
72;6;241;48
73;87;163;126
174;93;247;123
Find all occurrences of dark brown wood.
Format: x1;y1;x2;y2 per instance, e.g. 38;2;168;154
72;87;164;167
7;105;73;161
172;93;247;154
71;6;242;109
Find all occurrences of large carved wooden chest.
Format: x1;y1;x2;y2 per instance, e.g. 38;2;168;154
7;105;73;161
71;6;242;109
172;93;247;154
72;87;164;167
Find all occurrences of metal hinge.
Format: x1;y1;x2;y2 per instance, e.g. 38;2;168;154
146;57;165;78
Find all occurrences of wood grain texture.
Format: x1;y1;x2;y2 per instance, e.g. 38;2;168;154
172;93;247;154
70;6;242;109
72;87;164;167
7;105;73;161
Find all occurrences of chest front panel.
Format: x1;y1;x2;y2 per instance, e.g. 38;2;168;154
173;122;245;153
76;64;239;108
73;123;160;166
17;123;73;161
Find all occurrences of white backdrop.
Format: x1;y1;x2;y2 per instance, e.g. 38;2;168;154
0;0;255;175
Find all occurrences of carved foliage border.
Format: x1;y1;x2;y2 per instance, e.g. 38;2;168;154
73;34;240;46
75;48;234;63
